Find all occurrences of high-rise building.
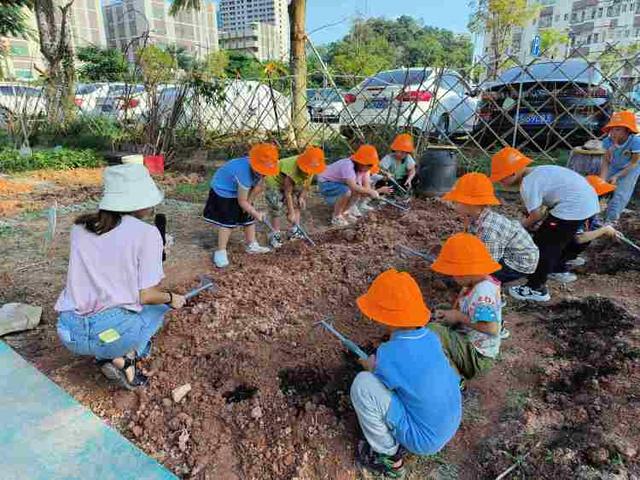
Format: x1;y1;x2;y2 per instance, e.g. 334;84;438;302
219;21;280;62
0;1;106;80
218;0;289;61
103;0;219;61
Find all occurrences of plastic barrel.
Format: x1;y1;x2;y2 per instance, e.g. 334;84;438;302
144;155;165;175
417;145;459;196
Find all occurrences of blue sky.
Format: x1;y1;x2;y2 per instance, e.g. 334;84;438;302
306;0;472;45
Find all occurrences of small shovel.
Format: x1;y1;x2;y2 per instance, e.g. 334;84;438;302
380;168;408;195
615;230;640;254
378;196;410;212
294;222;316;247
315;318;368;360
395;244;437;263
260;217;277;234
185;275;217;300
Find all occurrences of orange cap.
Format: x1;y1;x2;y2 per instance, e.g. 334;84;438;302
586;175;616;196
602;110;638;134
249;143;280;176
390;133;414;153
352;144;380;166
357;269;431;328
443;172;500;206
431;233;502;277
297;146;326;175
490;147;533;182
370;162;380;174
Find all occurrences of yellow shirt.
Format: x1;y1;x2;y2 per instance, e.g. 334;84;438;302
265;156;313;190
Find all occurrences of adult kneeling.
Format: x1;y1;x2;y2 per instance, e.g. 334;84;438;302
55;164;186;390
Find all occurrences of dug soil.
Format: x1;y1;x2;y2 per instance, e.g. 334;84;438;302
1;172;639;479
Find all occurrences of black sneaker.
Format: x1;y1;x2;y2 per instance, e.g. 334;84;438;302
356;440;406;478
509;285;551;302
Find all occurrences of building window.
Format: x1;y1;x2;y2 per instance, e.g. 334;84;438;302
593;33;598;42
598;7;603;17
571;12;577;21
15;69;33;79
587;34;592;43
591;8;596;18
623;4;627;11
10;44;29;56
581;10;585;21
564;13;569;20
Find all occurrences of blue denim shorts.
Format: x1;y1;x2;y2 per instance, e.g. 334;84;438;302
319;180;350;206
57;305;169;360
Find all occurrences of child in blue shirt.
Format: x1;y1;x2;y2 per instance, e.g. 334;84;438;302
351;269;462;478
203;144;279;268
599;111;640;223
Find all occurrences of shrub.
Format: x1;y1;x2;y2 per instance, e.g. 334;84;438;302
0;147;103;172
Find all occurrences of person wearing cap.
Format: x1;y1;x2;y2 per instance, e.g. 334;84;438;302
429;233;504;379
203;143;279;268
317;145;392;227
490;146;599;302
351;269;462;478
55;164;187;390
374;133;417;193
551;175;619;278
264;146;326;249
443;172;539;285
599;110;640;224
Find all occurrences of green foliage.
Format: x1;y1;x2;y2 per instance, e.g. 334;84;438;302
540;28;569;58
137;45;176;87
197;50;229;80
0;147;103;172
165;44;196;71
225;51;264;79
0;0;33;39
76;46;128;82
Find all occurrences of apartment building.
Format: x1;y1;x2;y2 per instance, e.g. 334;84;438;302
1;0;106;80
218;0;289;61
499;0;640;63
103;0;218;61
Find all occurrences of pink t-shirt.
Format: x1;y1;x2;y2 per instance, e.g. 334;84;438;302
55;215;164;316
318;157;369;185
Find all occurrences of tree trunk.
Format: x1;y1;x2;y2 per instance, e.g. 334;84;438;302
34;0;76;125
288;0;308;146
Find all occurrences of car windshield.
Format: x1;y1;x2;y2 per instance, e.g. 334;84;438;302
308;89;342;102
495;60;603;84
108;84;144;95
76;84;100;95
0;85;40;96
363;69;433;88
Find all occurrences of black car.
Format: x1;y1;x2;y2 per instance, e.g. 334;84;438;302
473;59;613;148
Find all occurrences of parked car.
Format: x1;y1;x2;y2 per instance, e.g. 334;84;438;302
157;79;291;134
91;83;147;122
307;88;343;123
0;83;45;127
339;68;478;138
621;85;640;110
473;59;613;147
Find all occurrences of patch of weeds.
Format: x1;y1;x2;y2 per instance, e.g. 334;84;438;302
462;391;487;425
502;389;530;420
406;451;459;480
0;224;15;237
172;181;209;202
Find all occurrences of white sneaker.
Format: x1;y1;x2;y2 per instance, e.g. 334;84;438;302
509;285;551;302
359;200;375;212
245;241;271;254
268;232;283;249
213;249;229;268
565;257;586;268
500;328;511;340
331;215;349;227
346;204;362;218
548;272;578;283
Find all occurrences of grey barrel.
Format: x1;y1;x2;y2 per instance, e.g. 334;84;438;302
417;145;459;196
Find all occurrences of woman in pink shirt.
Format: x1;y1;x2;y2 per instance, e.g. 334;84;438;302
55;164;186;390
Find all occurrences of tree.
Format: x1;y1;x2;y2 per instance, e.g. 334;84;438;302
137;44;176;88
469;0;540;78
165;44;196;71
289;0;307;145
540;28;569;59
201;49;229;79
76;46;128;82
225;51;263;78
0;0;33;38
34;0;76;124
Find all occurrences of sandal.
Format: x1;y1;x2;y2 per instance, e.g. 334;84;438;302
98;358;148;390
356;440;406;478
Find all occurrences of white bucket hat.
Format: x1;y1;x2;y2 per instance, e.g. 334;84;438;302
99;164;164;212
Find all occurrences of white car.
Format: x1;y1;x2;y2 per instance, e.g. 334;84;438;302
91;83;147;122
307;88;343;123
340;68;478;138
0;83;45;127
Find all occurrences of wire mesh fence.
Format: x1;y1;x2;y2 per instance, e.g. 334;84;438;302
0;38;638;173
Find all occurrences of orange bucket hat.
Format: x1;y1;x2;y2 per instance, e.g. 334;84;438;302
586;175;616;196
297;146;326;175
490;147;533;182
370;161;380;174
352;144;380;166
602;110;638;134
356;269;431;328
431;232;502;277
443;172;500;206
390;133;414;153
249;143;280;176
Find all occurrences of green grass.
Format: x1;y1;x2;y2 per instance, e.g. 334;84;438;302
172;181;210;203
0;147;103;173
503;389;531;420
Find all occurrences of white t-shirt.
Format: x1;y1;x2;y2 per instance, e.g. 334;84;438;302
520;165;599;221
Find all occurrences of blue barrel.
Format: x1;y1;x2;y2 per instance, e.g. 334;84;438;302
417;145;459;196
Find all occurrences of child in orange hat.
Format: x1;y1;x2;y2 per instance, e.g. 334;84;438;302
375;133;417;192
551;175;618;277
490;146;599;302
351;269;461;478
317;145;392;226
203;143;279;268
443;172;538;284
264;146;326;248
429;233;503;379
599;110;640;223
